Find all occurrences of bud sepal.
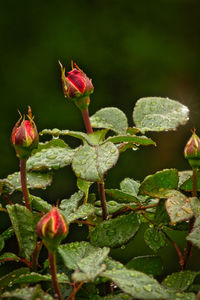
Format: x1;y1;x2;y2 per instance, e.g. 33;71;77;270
184;129;200;169
36;207;68;252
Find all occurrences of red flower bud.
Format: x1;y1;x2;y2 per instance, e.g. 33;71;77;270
11;107;39;159
59;61;94;109
36;207;68;251
184;129;200;169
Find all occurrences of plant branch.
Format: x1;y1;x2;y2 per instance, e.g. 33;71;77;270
80;102;108;220
183;167;197;269
20;158;31;210
31;241;43;271
163;231;184;270
67;281;84;300
48;250;63;300
112;203;158;218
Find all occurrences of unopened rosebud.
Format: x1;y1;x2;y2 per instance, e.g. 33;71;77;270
184;129;200;169
36;207;68;251
11;107;39;159
59;61;94;110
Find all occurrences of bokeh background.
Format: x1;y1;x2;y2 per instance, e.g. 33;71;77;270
1;0;200;275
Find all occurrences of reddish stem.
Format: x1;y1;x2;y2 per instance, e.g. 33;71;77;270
68;282;84;300
48;250;63;300
81;108;93;134
31;241;43;271
20;158;31;210
183;168;197;269
80;104;108;220
112;203;158;218
163;232;184;270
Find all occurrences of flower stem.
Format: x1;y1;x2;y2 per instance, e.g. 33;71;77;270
81;108;93;134
80;104;108;220
98;179;108;220
20;158;31;210
183;167;197;269
48;250;63;300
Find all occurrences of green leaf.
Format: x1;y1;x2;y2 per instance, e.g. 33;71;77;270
1;285;53;300
139;169;179;197
3;171;53;195
166;193;195;224
41;128;94;145
105;189;139;203
72;143;119;182
167;291;196;300
99;294;132;300
179;170;200;191
144;227;166;252
126;127;140;135
58;241;109;271
90;107;128;134
60;191;83;213
95;200;128;216
104;135;156;146
162;271;199;292
101;268;169;299
133;97;189;132
72;247;109;281
120;178;140;197
27;139;75;171
0;252;20;262
154;199;170;225
30;195;52;212
87;129;108;144
1;227;14;240
126;255;163;276
63;203;94;223
187;224;200;249
90;213;140;248
7;204;37;261
12;272;69;284
0;267;30;289
0;237;5;252
77;178;93;202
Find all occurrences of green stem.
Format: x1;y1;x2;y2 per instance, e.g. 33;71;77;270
20;158;31;210
183;167;197;269
80;104;108;220
48;250;63;300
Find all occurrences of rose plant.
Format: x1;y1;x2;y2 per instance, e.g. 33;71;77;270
0;61;200;299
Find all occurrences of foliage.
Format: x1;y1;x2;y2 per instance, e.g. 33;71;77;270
1;68;200;300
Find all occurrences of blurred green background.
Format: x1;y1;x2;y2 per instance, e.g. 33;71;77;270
1;0;200;277
1;0;200;197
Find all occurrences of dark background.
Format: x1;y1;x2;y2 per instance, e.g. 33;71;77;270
1;0;200;276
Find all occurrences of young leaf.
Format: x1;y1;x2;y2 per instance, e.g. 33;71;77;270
12;272;69;284
90;213;140;248
101;268;169;299
7;204;37;261
98;294;132;300
103;135;156;146
90;107;128;134
72;142;119;182
139;169;179;197
126;255;163;276
30;195;52;212
1;285;53;300
144;227;166;252
27;139;75;171
133;97;189;132
0;267;30;289
187;223;200;249
120;178;140;197
87;129;108;144
62;203;94;223
166;193;195;224
0;252;20;262
3;171;52;194
77;178;93;202
162;271;199;292
154;199;170;225
60;191;83;213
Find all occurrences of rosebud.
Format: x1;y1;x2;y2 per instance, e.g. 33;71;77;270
36;207;68;251
59;61;94;110
184;129;200;169
11;107;39;159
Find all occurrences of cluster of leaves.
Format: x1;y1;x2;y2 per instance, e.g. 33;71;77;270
1;96;200;300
